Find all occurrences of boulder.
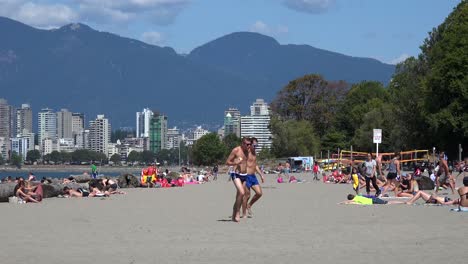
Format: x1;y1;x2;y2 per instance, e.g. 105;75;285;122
417;176;435;190
117;174;140;188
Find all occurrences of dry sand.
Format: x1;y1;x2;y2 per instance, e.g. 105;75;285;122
1;173;466;264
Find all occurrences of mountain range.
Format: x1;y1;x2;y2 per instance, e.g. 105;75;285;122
0;16;395;129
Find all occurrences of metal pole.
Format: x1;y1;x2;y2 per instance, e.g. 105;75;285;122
350;145;353;166
433;147;436;168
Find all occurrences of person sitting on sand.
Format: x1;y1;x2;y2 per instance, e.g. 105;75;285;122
453;176;468;211
405;190;459;205
395;173;417;198
339;194;404;205
14;180;42;203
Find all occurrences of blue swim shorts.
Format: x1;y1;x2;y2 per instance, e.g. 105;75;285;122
231;173;247;183
246;174;259;188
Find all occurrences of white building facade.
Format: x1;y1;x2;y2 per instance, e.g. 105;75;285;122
89;115;111;156
136;108;153;138
241;99;272;151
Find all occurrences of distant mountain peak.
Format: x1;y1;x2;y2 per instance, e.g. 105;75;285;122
57;23;93;32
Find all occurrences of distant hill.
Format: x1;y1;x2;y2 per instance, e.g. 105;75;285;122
0;17;395;128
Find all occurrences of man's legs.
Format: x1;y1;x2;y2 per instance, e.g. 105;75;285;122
232;178;245;222
247;184;263;217
241;183;251;218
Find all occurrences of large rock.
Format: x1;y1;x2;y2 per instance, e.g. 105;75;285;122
117;174;140;188
417;176;435;190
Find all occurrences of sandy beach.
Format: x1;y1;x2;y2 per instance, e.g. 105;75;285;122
1;172;466;264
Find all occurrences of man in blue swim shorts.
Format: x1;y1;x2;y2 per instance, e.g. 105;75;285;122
242;137;265;219
226;137;252;222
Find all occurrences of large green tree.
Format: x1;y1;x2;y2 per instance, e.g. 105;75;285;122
335;81;388;139
270;74;348;137
26;150;41;164
418;1;468;151
223;133;241;157
270;117;320;157
192;133;226;166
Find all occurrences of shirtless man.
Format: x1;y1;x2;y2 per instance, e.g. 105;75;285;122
242;137;265;218
226;137;252;222
435;152;455;194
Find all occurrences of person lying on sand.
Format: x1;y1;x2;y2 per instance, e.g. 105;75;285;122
405;190;459;205
63;186;109;197
339;194;404;205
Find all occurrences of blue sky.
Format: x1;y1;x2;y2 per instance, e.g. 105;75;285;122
0;0;461;64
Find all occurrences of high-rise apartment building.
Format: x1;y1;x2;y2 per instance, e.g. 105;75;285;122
166;127;181;149
38;108;57;145
0;99;11;159
241;99;272;151
89;115;111;156
149;113;167;154
193;126;209;141
72;113;85;135
224;108;241;137
136;108;153;138
0;98;11;139
16;104;33;135
57;108;73;139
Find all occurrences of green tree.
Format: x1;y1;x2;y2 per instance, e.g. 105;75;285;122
335;81;388;139
127;151;141;164
223;133;241;157
352;104;396;152
270;117;320;157
418;1;468;151
110;153;121;165
49;151;61;164
270;74;348;137
26;150;41;164
10;152;23;168
141;150;155;164
192;133;226;166
60;151;72;164
387;57;427;150
321;130;348;152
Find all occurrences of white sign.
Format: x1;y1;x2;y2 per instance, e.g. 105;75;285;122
373;129;382;144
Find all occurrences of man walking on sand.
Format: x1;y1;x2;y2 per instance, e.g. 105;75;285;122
226;137;252;222
436;152;455;194
242;137;265;218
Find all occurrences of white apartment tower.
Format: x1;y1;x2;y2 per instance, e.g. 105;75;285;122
38;108;57;145
57;108;73;139
16;104;33;135
89;115;111;156
136;108;153;138
241;99;272;151
193;126;209;141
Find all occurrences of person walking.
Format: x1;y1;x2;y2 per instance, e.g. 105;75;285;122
226;137;251;222
364;153;380;197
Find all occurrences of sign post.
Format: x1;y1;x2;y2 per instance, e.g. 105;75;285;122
373;129;382;157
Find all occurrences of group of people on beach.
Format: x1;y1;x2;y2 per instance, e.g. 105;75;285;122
226;136;265;222
339;151;468;211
